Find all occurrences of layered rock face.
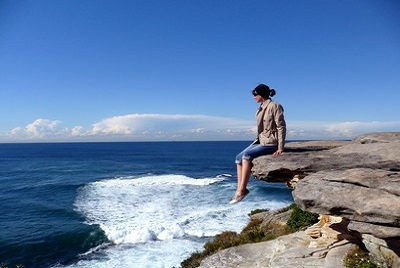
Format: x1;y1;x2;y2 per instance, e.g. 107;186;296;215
200;132;400;268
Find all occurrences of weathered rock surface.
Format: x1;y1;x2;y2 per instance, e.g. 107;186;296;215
252;132;400;180
199;231;353;268
293;168;400;238
200;212;355;268
199;132;400;268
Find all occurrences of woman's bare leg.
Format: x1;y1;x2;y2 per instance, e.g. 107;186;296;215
238;159;251;193
236;163;243;191
231;160;251;203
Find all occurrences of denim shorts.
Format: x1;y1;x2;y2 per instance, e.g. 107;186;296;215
235;143;277;164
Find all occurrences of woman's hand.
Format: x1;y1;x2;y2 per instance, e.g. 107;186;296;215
272;149;283;157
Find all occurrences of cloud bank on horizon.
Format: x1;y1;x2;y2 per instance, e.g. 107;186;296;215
2;114;399;143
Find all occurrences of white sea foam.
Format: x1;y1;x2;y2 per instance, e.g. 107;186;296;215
68;174;292;268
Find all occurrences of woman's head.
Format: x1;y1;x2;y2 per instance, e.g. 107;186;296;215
252;84;276;99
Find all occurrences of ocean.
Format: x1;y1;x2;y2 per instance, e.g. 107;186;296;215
0;141;293;268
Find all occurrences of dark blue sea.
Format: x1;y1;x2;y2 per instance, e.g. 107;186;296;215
0;141;293;268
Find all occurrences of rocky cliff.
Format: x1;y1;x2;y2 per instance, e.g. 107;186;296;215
199;132;400;268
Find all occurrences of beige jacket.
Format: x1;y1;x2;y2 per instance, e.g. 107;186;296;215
256;99;286;151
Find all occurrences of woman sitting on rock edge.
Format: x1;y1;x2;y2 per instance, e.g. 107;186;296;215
230;83;286;204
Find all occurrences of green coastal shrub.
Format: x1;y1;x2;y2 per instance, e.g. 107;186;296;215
248;208;268;216
343;246;377;268
286;204;318;231
180;231;240;268
204;231;241;254
179;251;206;268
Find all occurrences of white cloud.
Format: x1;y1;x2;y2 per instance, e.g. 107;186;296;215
70;126;86;137
5;114;255;142
288;120;400;140
9;119;66;139
87;114;255;140
3;114;400;142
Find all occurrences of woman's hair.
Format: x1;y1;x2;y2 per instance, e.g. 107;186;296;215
252;84;276;99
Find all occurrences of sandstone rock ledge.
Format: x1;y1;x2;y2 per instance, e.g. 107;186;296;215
199;132;400;268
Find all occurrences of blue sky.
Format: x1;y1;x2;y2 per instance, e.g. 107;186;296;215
0;0;399;142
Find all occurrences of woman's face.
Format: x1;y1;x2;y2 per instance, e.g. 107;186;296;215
253;94;264;103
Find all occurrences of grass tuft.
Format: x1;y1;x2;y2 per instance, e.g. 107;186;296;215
248;208;269;216
343;246;377;268
286;204;318;231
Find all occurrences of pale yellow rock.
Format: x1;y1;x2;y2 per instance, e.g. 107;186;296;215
286;174;301;189
305;215;345;248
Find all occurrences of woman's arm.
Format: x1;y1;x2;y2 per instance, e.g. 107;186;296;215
274;103;286;153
